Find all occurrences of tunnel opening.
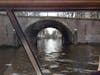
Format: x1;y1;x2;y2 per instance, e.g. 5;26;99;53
37;27;62;53
25;20;72;50
37;27;62;39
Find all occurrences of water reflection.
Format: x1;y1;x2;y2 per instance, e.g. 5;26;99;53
37;39;62;54
1;47;36;75
37;38;99;75
0;42;99;75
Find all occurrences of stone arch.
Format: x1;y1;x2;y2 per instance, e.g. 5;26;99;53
25;20;72;49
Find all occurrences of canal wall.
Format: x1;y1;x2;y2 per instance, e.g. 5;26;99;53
0;14;100;46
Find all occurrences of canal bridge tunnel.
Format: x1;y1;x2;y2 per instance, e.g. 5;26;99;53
26;20;72;48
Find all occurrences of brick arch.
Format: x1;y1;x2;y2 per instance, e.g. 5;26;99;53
25;20;72;49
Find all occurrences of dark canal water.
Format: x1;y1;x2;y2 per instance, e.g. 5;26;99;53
37;39;99;75
0;38;100;75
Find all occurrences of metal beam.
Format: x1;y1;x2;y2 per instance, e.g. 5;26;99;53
0;0;100;9
7;9;43;75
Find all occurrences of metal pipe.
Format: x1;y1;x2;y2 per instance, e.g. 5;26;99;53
7;9;43;75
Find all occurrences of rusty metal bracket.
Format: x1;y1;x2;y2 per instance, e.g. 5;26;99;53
7;9;43;75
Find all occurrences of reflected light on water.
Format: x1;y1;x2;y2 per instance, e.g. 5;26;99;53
44;39;62;54
11;73;19;75
36;27;99;75
37;38;99;75
5;64;12;67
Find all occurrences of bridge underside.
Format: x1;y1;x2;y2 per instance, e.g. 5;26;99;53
26;20;72;49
